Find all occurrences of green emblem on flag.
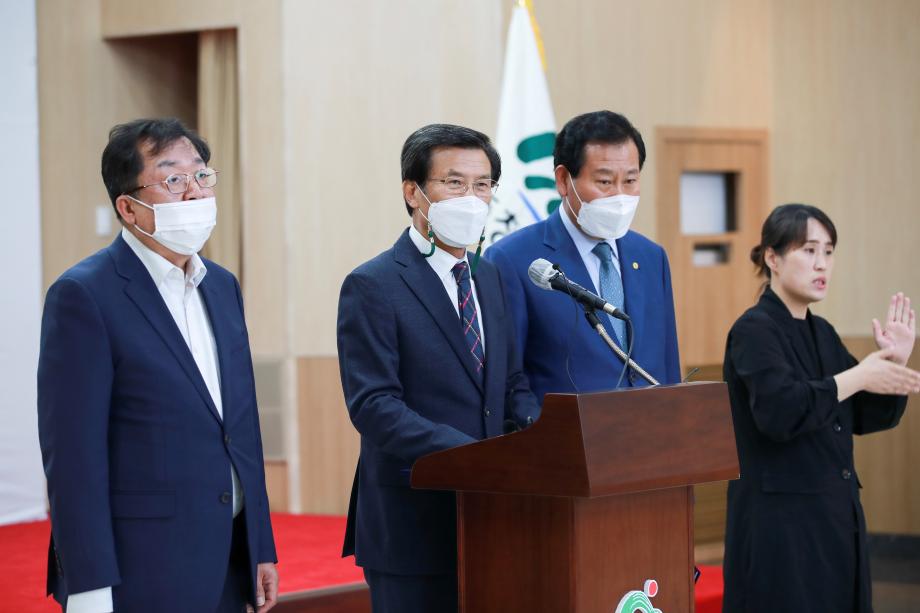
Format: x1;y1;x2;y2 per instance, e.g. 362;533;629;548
517;132;560;215
485;3;557;246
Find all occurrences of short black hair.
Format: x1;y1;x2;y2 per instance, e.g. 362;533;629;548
553;110;646;177
750;203;838;279
400;123;501;215
101;118;210;218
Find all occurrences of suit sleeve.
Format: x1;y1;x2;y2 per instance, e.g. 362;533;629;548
37;277;121;593
659;247;681;384
337;271;476;464
728;315;840;442
483;245;529;360
496;267;541;428
234;278;277;564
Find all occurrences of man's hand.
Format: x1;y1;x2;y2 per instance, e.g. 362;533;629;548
873;292;916;365
247;562;278;613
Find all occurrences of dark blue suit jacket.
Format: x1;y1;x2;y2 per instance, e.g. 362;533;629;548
336;230;540;575
37;235;277;612
484;210;681;400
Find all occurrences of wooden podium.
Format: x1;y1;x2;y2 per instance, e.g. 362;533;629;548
411;382;738;613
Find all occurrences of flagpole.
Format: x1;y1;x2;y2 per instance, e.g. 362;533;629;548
523;0;547;72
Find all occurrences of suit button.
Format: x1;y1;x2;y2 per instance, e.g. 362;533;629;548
220;492;232;504
484;408;491;417
224;433;231;445
841;469;852;480
833;423;842;433
628;371;637;384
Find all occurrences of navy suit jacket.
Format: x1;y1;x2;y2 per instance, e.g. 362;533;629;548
336;230;540;575
484;210;681;401
37;235;277;612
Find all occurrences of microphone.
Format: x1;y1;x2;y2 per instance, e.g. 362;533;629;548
527;259;630;321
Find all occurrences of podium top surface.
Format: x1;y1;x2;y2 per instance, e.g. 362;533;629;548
411;382;739;498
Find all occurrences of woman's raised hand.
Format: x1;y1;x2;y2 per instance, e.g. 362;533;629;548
859;347;920;396
835;346;920;401
873;293;916;366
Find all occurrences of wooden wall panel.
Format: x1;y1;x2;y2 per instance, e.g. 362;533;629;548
694;478;729;546
772;0;920;336
534;0;774;246
282;0;775;356
296;357;360;515
281;0;507;357
234;2;287;356
264;460;290;513
101;0;240;38
37;0;200;287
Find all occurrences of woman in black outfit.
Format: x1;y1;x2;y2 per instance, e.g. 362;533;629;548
721;204;920;613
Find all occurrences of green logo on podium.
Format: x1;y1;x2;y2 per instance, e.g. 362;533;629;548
614;579;662;613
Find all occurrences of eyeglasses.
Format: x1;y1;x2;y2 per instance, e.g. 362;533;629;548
428;177;498;198
126;168;219;195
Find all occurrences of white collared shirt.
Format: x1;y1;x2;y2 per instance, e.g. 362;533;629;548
558;206;621;293
65;229;243;613
408;225;486;355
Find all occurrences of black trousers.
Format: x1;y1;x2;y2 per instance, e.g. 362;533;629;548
363;568;457;613
216;513;253;613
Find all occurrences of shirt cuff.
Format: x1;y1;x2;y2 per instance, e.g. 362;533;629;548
66;586;113;613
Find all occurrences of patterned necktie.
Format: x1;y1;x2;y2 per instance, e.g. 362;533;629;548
591;242;626;347
451;262;485;379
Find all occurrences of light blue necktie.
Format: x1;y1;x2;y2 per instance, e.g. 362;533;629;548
591;242;626;347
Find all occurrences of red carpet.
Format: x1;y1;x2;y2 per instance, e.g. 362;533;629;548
0;514;363;612
0;515;721;611
696;564;724;613
270;513;364;592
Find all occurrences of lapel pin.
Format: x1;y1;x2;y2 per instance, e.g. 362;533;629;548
632;262;639;270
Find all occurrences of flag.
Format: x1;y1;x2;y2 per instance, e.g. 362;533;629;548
485;0;558;246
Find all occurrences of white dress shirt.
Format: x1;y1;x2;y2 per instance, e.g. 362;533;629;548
408;225;486;354
558;206;622;293
66;229;243;613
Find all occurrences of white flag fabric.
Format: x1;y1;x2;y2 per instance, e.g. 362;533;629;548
485;2;558;246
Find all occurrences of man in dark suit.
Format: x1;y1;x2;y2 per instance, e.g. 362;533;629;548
485;110;681;399
336;124;540;612
37;118;278;613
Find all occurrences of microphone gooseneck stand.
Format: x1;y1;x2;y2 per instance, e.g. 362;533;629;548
581;304;660;387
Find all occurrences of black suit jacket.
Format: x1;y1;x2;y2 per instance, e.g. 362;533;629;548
721;288;907;613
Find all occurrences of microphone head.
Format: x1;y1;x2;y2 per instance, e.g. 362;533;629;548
527;258;557;290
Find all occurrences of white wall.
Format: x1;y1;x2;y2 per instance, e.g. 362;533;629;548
0;0;46;525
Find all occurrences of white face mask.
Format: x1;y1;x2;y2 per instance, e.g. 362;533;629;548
417;188;489;249
128;195;217;256
566;177;639;240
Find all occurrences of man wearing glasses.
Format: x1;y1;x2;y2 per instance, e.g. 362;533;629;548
336;124;540;611
37;118;278;613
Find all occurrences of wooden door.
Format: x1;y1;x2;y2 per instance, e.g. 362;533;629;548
656;127;769;370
